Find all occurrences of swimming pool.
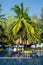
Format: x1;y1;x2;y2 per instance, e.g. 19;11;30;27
0;50;43;65
0;56;43;65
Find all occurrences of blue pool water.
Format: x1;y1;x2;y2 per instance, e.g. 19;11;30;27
0;56;43;65
0;50;43;65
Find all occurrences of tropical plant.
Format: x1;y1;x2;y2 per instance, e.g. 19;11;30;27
11;2;37;44
31;15;41;43
0;4;8;45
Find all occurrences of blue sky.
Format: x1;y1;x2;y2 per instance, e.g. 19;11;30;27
0;0;43;17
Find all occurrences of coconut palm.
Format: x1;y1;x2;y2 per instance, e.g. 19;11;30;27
11;3;37;44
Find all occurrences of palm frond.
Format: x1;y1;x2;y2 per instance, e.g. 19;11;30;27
31;18;37;24
12;21;21;36
22;19;30;35
23;19;34;34
11;5;20;16
24;7;29;14
20;2;23;15
26;23;35;34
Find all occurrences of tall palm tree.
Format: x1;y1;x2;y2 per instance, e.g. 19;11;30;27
11;2;37;44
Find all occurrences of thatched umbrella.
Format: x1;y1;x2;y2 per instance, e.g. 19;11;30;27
15;37;22;45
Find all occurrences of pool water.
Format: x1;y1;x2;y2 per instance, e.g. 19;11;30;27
0;50;43;65
0;56;43;65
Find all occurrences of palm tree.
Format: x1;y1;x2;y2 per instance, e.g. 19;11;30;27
11;2;37;45
0;4;8;44
31;15;41;42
